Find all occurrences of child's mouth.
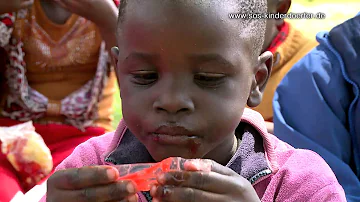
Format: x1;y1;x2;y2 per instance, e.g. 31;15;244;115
151;133;199;145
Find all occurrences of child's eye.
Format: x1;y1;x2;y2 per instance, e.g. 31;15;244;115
194;73;226;87
131;71;158;85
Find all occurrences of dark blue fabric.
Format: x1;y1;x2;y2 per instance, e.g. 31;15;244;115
273;13;360;201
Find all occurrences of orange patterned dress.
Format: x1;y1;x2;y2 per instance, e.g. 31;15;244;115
0;0;118;132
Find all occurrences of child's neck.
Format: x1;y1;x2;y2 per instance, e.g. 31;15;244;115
232;135;240;156
39;0;72;25
205;134;239;166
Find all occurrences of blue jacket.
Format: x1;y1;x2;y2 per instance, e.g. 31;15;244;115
273;13;360;201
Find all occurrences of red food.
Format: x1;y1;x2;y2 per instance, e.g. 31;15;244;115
114;157;211;191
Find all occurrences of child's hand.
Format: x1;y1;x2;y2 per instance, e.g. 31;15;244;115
150;159;261;202
0;0;33;14
54;0;118;30
46;166;138;202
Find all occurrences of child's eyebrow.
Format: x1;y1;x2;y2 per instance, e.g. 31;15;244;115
188;53;235;69
124;52;235;69
125;52;160;61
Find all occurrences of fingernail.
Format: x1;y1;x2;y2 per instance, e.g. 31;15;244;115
127;194;138;202
163;186;172;196
107;168;117;180
150;184;157;196
158;173;166;184
127;182;136;194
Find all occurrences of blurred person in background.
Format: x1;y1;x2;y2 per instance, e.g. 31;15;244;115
0;0;119;201
273;12;360;202
252;0;318;134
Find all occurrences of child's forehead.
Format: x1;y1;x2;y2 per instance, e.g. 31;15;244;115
117;0;264;64
120;0;266;26
119;1;252;46
118;21;252;65
123;0;238;24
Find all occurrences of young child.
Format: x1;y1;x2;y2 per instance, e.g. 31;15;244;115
0;0;119;200
42;0;346;201
273;12;360;202
254;0;318;133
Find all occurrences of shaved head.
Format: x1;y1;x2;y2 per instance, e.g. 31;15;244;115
117;0;267;58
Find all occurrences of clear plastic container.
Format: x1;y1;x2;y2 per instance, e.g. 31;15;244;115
0;121;53;191
113;157;211;191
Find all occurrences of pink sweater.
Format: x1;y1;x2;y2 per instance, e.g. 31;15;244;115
40;109;346;201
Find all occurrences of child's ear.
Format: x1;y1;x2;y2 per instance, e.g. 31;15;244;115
111;46;122;88
275;0;291;26
111;46;120;66
277;0;291;14
247;51;273;107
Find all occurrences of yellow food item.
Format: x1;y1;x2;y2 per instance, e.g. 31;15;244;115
0;121;53;190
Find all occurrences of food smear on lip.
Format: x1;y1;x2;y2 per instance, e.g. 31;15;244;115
151;132;202;158
113;157;211;191
188;136;201;157
152;133;160;142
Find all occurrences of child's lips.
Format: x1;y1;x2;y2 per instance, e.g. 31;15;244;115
149;125;201;145
150;133;200;145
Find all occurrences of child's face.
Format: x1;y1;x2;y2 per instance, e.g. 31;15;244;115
113;1;270;163
262;0;291;51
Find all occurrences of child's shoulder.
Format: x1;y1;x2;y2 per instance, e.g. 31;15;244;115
56;120;128;170
269;134;334;177
55;131;117;171
264;135;346;201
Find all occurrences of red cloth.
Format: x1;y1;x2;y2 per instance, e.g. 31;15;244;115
266;22;290;54
0;118;106;201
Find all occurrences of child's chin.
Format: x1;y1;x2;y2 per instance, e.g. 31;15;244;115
148;147;202;162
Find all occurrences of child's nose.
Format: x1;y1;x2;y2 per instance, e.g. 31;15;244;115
153;91;195;115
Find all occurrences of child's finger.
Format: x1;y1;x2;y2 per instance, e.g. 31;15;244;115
156;171;235;194
150;185;225;202
207;160;237;176
48;166;119;189
52;181;138;202
182;159;212;172
184;159;236;176
71;182;137;202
